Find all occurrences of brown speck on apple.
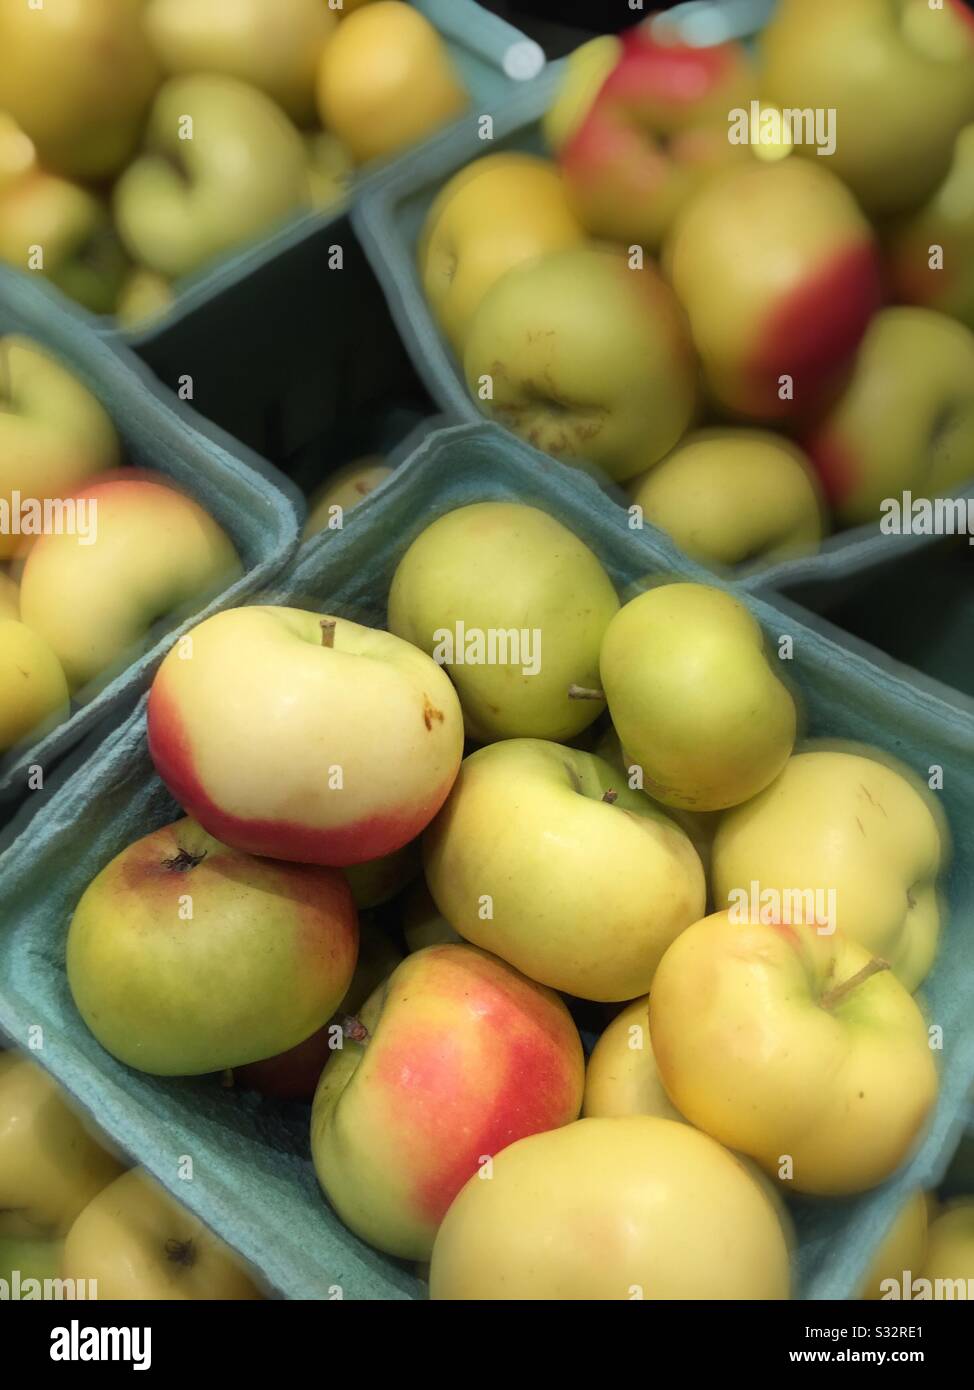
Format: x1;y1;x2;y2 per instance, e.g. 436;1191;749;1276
423;695;445;731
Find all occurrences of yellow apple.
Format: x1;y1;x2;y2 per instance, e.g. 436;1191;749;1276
62;1167;264;1299
115;269;174;331
304;130;354;212
302;455;392;539
429;1115;792;1299
583;997;685;1123
650;912;938;1195
0;1052;124;1239
0;618;70;753
0;113;37;191
712;748;948;991
315;2;468;165
418;153;585;354
0;570;18;619
629;428;827;567
859;1190;929;1299
918;1198;974;1295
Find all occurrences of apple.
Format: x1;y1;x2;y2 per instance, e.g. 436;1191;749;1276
0;618;70;753
113;74;310;281
388;502;619;743
401;880;461;953
315;1;468;166
650;911;938;1195
887;125;974;331
429;1115;791;1299
62;1167;264;1300
628;428;827;568
801;307;974;528
302;455;392;540
304;130;354;213
311;942;585;1259
600;584;797;812
0;113;37;192
546;27;755;249
19;475;243;693
145;0;337;125
66;816;359;1076
663;159;883;421
0;1232;62;1289
919;1199;974;1292
761;0;974;218
0;570;18;620
0;1052;124;1239
0;335;120;562
859;1190;929;1299
343;842;419;910
234;922;402;1102
115;268;174;330
464;245;698;481
418;153;585;354
423;738;705;1001
582;997;685;1124
148;606;464;866
712;748;948;993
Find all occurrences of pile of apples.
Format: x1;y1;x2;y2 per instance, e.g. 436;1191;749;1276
418;1;974;567
47;492;961;1300
0;334;241;758
0;0;469;324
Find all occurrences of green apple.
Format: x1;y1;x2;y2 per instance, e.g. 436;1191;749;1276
343;841;420;910
302;455;392;539
66;817;359;1076
803;307;974;527
0;1232;62;1289
0;0;161;180
463;245;698;482
0;171;129;314
761;0;974;217
115;268;175;330
629;429;827;568
650;912;939;1195
388;502;620;743
401;879;461;953
599;584;797;812
423;739;705;1001
712;748;948;992
0;335;120;562
113;74;310;280
145;0;337;125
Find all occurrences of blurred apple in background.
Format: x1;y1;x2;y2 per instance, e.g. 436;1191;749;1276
148;608;464;865
802;308;974;527
67;817;359;1076
919;1199;974;1290
650;912;938;1195
388;501;619;743
464;245;698;481
858;1190;929;1299
302;455;392;539
62;1167;264;1300
0;618;69;754
114;75;310;280
761;0;974;218
423;739;705;1001
600;585;797;812
304;130;354;212
316;1;468;166
311;943;585;1259
0;113;37;191
629;429;827;568
664;160;883;421
0;0;160;180
0;571;18;620
19;476;242;692
0;336;120;562
419;153;585;354
114;267;175;331
546;27;755;250
145;0;337;125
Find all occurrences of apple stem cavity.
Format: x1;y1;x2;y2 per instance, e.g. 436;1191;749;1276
342;1014;370;1045
161;848;206;873
164;1237;197;1269
820;957;891;1010
567;684;605;701
320;618;337;649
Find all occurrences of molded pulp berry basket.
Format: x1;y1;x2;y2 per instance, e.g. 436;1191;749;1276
0;423;970;1301
0;270;303;818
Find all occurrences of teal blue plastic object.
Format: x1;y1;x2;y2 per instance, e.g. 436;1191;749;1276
0;423;969;1301
0;269;303;815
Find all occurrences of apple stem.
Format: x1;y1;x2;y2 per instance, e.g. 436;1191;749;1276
165;1237;197;1268
602;789;619;804
342;1015;370;1045
568;684;605;701
320;618;337;649
820;957;890;1010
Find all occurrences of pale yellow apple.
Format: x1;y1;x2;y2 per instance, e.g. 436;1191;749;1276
419;153;585;354
917;1198;974;1295
302;456;392;539
0;113;37;191
305;130;354;211
0;618;70;753
316;2;468;165
859;1190;929;1299
0;1052;124;1239
423;739;705;1001
712;748;948;991
429;1116;792;1299
600;584;797;812
115;269;174;330
0;570;19;620
629;429;827;567
650;912;939;1195
583;997;685;1123
62;1167;264;1300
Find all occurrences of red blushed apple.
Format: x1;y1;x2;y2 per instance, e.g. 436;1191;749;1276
552;27;755;249
310;943;585;1259
147;606;464;866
